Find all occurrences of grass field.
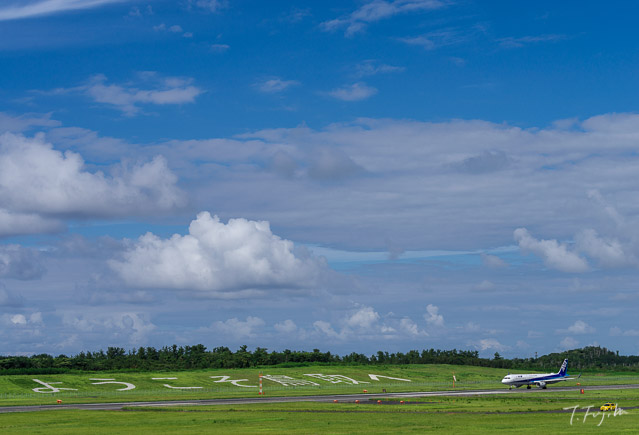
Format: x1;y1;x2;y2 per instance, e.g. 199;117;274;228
2;364;639;406
1;389;638;434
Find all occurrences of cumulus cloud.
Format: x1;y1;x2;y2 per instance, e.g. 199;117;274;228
424;304;444;327
2;312;43;327
575;229;630;267
560;320;595;335
110;211;324;294
0;133;184;236
0;0;127;21
346;306;380;329
0;245;46;280
476;338;507;352
313;306;429;341
328;82;377;101
398;317;427;336
514;228;589;273
321;0;447;37
313;320;341;338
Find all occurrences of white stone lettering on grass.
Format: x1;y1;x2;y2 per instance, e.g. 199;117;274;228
303;374;369;385
210;375;256;388
32;379;78;393
262;375;319;386
150;377;202;389
162;384;203;389
368;374;411;382
90;380;136;391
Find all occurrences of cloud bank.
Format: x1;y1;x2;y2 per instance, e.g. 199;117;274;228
0;133;184;236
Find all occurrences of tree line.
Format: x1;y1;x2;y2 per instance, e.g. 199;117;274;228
1;345;637;374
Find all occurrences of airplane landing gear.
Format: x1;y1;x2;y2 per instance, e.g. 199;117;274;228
526;385;531;389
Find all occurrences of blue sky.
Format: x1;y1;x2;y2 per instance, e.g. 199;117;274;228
2;0;639;358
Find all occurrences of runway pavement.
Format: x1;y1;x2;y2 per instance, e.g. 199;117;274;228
2;384;639;413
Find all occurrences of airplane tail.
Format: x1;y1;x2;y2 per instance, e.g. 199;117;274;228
558;359;568;376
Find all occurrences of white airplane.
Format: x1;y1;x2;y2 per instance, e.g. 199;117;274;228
501;359;580;389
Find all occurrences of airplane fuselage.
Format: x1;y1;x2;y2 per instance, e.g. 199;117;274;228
501;359;572;389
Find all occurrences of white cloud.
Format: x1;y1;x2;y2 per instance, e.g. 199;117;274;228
514;228;589;273
210;43;230;53
398;30;465;50
313;320;341;338
10;314;27;325
0;0;127;21
328;82;377;101
575;229;630;267
0;133;184;235
399;318;427;336
256;78;300;94
154;23;192;38
476;338;507;352
563;320;595;334
274;319;298;334
209;316;265;339
84;74;202;115
3;312;43;326
346;306;380;329
424;304;444;327
354;60;404;77
189;0;227;13
110;211;324;294
321;0;447;37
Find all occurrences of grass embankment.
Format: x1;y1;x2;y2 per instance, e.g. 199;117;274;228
1;364;638;407
1;390;638;434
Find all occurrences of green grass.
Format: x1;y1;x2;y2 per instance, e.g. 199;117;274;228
1;364;639;407
1;391;638;434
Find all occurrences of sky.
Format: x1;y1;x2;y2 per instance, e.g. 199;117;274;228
1;0;639;359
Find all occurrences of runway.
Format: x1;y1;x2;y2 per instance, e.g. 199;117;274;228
2;384;639;413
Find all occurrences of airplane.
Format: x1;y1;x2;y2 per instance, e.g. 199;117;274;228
501;359;580;389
